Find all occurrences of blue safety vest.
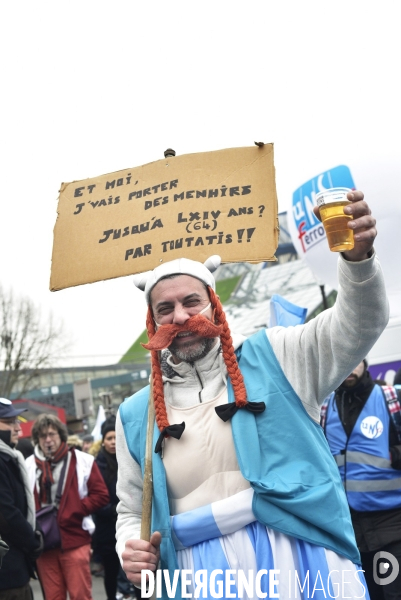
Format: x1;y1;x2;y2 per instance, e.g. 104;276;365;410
120;329;360;599
325;384;401;511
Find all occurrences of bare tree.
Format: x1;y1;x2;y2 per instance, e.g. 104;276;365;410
0;285;68;398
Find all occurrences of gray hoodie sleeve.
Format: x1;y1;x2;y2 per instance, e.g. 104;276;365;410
115;411;142;560
266;252;389;422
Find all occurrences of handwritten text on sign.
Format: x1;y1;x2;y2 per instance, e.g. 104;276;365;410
50;145;278;290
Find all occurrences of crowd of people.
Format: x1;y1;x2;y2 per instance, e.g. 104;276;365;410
0;406;137;600
1;189;401;599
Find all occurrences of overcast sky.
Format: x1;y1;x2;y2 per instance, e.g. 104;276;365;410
1;1;400;367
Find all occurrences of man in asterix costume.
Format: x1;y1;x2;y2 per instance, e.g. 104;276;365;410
116;191;388;599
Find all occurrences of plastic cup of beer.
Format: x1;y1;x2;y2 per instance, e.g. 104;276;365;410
316;187;354;252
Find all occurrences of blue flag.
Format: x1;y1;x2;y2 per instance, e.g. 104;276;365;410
269;294;307;328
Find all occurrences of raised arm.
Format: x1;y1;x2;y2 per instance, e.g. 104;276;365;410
268;191;389;421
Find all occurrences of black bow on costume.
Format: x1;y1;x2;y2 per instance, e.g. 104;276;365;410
154;422;186;454
215;401;266;422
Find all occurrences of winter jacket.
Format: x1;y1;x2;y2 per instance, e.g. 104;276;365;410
93;448;118;553
0;438;41;590
26;447;109;551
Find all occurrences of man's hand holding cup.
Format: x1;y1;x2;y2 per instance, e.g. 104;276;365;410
313;189;377;262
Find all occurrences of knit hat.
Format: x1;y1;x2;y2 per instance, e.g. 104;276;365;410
101;416;116;439
133;255;221;304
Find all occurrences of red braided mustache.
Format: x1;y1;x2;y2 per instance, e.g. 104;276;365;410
142;314;223;352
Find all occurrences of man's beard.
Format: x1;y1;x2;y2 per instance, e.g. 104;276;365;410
343;373;360;388
168;336;216;363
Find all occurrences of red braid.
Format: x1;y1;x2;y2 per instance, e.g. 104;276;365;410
208;287;248;407
146;306;170;432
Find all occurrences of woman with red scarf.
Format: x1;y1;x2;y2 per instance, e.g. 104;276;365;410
25;414;109;600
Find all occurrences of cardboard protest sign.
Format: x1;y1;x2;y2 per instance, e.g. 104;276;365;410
50;144;278;291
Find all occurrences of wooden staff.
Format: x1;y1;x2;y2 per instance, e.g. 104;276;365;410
141;149;175;543
140;376;155;542
140;374;156;600
141;149;175;598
